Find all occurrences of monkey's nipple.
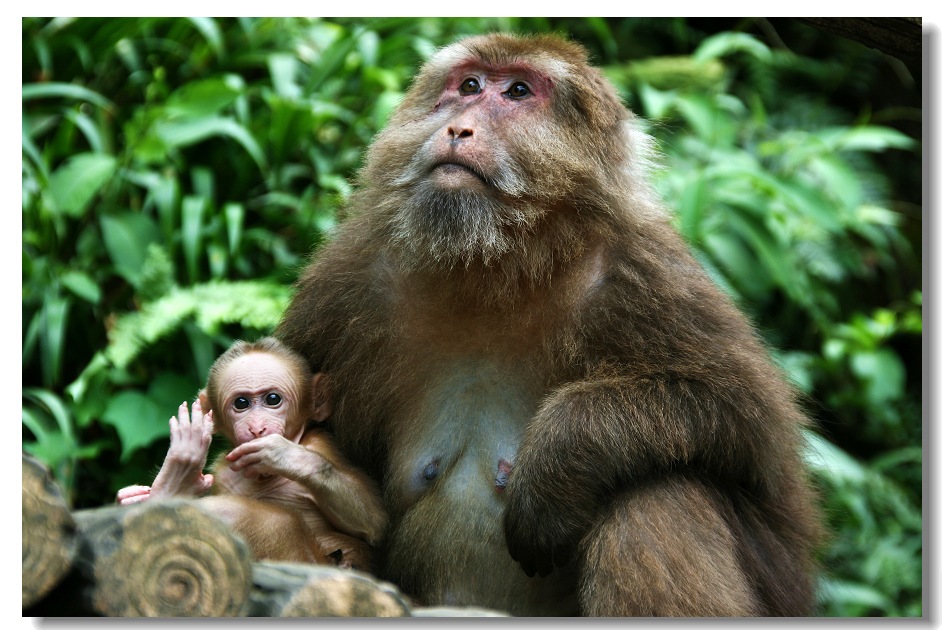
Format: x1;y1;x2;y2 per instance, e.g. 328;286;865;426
495;458;512;492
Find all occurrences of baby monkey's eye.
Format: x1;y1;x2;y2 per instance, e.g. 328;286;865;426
506;82;531;99
265;392;282;406
234;397;250;410
459;77;481;94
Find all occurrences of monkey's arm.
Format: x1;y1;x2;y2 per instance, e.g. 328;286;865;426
503;372;793;577
226;431;388;545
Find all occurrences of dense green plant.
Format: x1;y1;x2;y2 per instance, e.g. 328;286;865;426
22;18;921;616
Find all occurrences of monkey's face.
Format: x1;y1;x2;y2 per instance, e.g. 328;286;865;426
367;35;630;269
216;353;307;446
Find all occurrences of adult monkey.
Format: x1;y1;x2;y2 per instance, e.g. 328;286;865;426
277;33;822;616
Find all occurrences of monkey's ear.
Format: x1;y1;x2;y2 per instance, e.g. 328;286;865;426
310;373;332;423
197;390;219;434
197;389;212;411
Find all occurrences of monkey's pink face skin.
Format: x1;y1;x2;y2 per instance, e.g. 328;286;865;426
217;353;305;446
427;62;553;190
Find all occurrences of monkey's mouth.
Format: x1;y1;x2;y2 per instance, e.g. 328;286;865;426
431;161;487;184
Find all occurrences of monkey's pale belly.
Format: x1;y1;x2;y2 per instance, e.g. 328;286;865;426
379;364;578;615
384;448;578;616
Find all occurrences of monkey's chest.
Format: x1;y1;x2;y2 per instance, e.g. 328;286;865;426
387;357;540;509
216;467;314;510
378;358;577;614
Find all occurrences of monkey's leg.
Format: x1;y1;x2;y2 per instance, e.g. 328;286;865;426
199;495;328;564
578;476;759;617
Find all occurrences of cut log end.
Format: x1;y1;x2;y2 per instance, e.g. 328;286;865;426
74;500;254;616
22;453;78;608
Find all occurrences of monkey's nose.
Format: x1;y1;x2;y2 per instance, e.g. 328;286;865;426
249;425;267;438
447;125;474;144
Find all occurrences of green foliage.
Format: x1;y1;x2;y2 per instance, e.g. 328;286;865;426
806;433;922;616
22;18;921;616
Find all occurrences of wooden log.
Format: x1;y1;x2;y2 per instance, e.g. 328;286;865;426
60;500;254;616
248;561;411;617
22;453;79;609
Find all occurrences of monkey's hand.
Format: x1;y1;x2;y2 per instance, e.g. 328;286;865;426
149;400;215;498
226;434;326;480
502;470;592;578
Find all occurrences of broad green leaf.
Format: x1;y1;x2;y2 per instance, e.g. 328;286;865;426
850;349;906;404
47;152;117;217
702;229;770;299
805;154;862;210
856;205;902;228
693;32;772;62
636;82;676;120
803;431;867;485
23;388;76;442
819;126;917;153
22;407;74;471
307;28;359;93
268;54;302;99
22;122;49;182
155;117;267;172
101;391;168;462
676;173;706;242
22;82;114;109
187;17;225;59
61;270;102;305
100;212;160;287
675;94;735;147
40;295;69;387
224;203;245;255
182;196;207;283
63;109;106;153
165;75;243;117
125;170;180;238
721;211;793;294
819;578;893;613
357;30;380;67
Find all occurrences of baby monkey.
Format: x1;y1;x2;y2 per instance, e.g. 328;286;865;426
117;337;387;570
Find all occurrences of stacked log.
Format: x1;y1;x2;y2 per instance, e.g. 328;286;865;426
22;453;78;608
21;453;506;617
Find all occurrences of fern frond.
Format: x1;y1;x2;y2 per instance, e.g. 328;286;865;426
105;280;292;369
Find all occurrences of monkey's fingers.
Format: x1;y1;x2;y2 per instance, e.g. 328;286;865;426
202;410;214;444
177;401;191;426
190;398;206;435
116;486;152;506
168;414;181;443
198;473;214;492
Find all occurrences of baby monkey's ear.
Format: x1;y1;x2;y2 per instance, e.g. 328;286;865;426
310;373;332;423
197;389;217;434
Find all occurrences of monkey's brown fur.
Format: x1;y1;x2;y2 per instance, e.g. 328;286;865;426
277;33;822;616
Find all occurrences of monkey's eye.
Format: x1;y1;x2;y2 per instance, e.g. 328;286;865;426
265;392;282;406
233;397;250;410
505;82;531;99
459;77;481;95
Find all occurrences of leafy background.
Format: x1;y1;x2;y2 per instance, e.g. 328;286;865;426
21;17;922;616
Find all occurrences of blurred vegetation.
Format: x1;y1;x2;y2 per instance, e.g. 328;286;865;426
22;17;921;616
